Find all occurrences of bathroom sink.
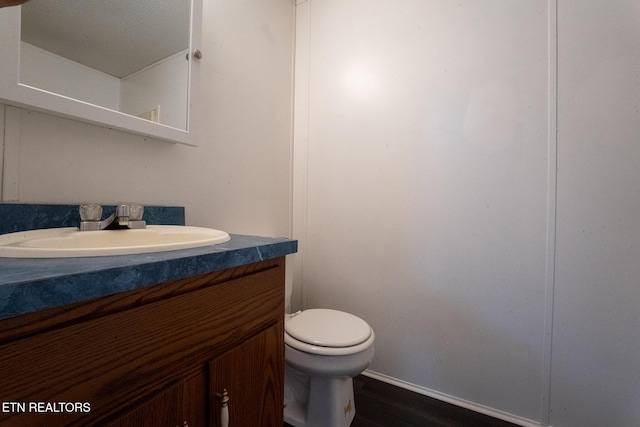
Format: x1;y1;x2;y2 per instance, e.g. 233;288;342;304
0;225;231;258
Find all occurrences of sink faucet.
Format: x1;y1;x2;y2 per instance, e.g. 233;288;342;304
79;203;146;231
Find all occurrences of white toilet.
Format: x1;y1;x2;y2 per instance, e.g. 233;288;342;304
283;308;375;427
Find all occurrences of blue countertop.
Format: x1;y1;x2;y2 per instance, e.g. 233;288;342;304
0;203;297;321
0;234;297;321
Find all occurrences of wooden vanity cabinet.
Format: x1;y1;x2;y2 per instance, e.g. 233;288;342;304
106;373;207;427
0;257;285;427
209;324;283;426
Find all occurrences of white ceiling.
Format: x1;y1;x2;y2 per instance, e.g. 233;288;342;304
21;0;191;78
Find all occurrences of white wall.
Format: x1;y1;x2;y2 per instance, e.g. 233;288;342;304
1;0;295;240
293;1;640;426
551;1;640;426
294;0;548;424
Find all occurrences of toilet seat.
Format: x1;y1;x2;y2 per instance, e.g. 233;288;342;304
285;309;374;356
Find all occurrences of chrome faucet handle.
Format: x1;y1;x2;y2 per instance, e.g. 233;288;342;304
116;203;146;229
129;204;144;221
79;203;103;222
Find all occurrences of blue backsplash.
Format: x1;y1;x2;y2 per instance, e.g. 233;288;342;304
0;204;185;235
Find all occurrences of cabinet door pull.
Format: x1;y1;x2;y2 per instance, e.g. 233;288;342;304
216;389;229;427
176;422;188;427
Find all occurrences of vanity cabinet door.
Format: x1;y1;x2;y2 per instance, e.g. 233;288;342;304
210;323;284;427
106;373;206;427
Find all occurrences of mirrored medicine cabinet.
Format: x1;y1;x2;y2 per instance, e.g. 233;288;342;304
0;0;202;145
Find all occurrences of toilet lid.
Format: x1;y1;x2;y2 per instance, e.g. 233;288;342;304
285;309;372;348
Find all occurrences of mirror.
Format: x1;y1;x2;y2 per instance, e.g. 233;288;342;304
0;0;202;145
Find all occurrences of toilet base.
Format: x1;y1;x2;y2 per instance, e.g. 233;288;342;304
284;364;356;427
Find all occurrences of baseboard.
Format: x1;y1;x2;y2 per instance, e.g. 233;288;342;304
362;370;542;427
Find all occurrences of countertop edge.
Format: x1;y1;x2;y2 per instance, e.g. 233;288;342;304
0;234;298;321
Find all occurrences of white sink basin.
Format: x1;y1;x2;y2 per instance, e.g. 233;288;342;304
0;225;231;258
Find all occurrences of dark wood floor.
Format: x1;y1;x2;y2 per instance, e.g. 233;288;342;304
285;375;519;427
